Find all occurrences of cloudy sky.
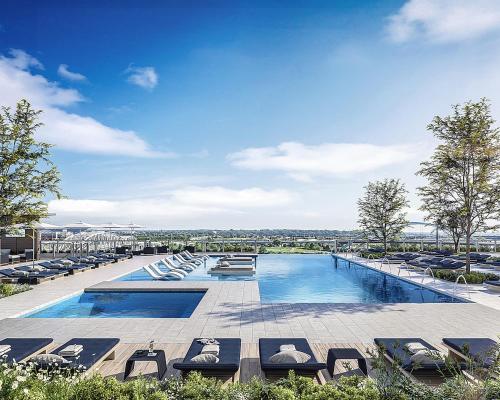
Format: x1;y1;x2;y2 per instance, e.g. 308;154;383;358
2;0;500;229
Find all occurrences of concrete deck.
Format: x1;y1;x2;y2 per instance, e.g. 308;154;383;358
0;254;497;346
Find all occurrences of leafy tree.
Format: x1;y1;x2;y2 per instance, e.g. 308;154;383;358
418;99;500;272
0;100;62;229
419;188;467;253
357;179;409;254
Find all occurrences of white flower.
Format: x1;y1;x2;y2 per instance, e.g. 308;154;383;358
16;375;26;382
23;388;29;394
12;381;18;389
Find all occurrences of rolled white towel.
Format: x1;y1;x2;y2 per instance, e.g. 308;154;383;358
201;344;219;356
280;344;296;352
58;344;83;357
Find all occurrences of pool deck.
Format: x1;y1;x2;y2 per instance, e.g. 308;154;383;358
0;254;498;350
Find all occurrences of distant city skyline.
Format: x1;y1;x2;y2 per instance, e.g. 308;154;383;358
3;0;500;228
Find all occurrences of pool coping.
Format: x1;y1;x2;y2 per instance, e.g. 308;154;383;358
333;254;471;303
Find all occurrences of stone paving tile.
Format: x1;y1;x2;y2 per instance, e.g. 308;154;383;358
0;255;498;346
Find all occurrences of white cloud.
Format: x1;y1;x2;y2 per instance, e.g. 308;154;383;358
125;65;158;90
0;50;169;157
57;64;87;81
387;0;500;43
227;142;415;182
47;186;295;227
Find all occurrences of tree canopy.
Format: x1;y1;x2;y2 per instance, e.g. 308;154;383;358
418;98;500;272
0;100;62;229
357;178;409;253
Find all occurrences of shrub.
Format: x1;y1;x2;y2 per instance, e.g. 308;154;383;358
0;283;31;298
433;270;499;284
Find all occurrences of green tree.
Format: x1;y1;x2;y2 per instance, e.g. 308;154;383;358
357;179;409;254
0;100;62;229
419;188;467;253
418;99;500;272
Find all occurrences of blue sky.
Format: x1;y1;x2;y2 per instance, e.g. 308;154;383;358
2;0;500;228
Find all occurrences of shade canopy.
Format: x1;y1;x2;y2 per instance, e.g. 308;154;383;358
64;221;98;229
99;222;126;229
28;222;61;230
123;223;144;229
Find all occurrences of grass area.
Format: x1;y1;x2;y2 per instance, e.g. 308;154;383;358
0;283;31;298
258;246;328;254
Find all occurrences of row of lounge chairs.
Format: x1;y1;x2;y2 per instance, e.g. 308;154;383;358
143;251;208;280
0;335;496;382
0;252;131;285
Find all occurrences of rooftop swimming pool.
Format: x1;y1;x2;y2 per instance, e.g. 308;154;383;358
118;254;464;304
23;290;205;318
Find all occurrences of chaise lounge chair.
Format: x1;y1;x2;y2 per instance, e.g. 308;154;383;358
0;268;63;284
151;261;188;277
143;264;183;280
0;338;53;364
374;338;464;381
259;338;326;378
443;338;498;369
161;258;194;272
173;338;241;381
32;338;119;374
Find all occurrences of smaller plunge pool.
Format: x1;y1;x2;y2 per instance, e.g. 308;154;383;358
23;290;206;318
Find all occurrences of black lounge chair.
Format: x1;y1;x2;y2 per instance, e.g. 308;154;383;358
0;268;59;284
259;338;326;378
0;338;53;364
443;338;498;369
38;260;89;274
173;338;241;381
15;266;66;279
374;338;463;380
46;338;119;373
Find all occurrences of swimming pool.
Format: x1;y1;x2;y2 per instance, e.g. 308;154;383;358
118;254;464;304
23;290;205;318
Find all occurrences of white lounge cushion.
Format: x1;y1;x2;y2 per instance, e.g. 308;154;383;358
405;342;429;354
269;350;311;364
201;344;219;356
189;353;219;364
410;350;442;364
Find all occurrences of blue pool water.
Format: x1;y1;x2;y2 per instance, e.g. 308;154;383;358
118;254;464;304
24;290;205;318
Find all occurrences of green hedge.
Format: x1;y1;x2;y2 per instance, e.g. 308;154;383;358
0;283;31;298
433;270;499;284
1;347;499;400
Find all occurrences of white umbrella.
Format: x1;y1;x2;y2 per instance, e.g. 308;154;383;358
64;222;97;256
25;222;61;266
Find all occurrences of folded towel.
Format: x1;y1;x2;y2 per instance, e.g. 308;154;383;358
11;270;28;277
405;342;429;354
280;344;296;352
197;338;220;345
31;266;46;272
201;344;219;356
61;260;73;266
0;345;11;356
59;344;83;357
